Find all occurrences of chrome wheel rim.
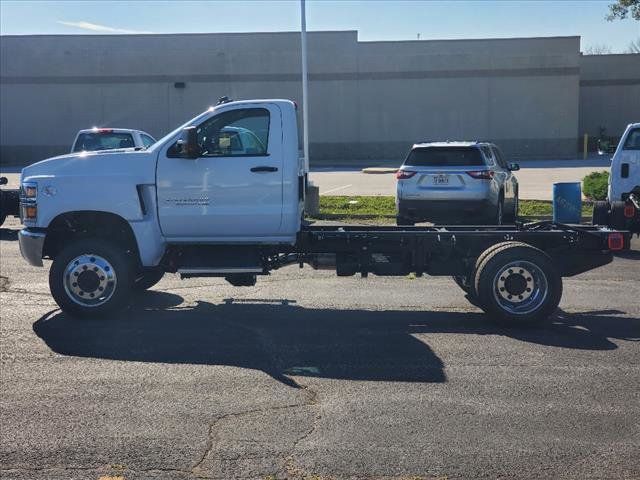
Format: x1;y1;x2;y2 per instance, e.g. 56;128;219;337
492;260;548;315
63;254;117;307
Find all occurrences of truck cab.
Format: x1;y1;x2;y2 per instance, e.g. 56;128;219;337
593;122;640;234
609;123;640;202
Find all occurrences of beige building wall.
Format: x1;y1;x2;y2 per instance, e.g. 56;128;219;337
579;54;640;140
0;31;619;166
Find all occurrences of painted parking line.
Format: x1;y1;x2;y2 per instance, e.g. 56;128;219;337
320;184;353;195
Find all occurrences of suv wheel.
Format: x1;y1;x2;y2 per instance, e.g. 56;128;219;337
505;194;519;223
494;199;504;225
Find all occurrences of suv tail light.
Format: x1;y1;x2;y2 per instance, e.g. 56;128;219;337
466;170;494;180
607;232;624;251
396;170;417;180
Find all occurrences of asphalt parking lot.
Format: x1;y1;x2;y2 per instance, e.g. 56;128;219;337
1;215;639;480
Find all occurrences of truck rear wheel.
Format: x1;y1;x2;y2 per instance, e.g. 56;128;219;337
49;238;134;317
474;242;562;327
592;201;610;226
466;241;523;305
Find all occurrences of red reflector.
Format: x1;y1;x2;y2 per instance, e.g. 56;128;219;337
396;170;417;180
608;232;624;251
466;170;494;180
624;204;635;218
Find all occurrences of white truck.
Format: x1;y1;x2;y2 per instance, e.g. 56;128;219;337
592;123;640;235
18;98;630;326
71;127;156;153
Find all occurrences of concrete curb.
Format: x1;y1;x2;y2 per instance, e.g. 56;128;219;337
361;167;398;174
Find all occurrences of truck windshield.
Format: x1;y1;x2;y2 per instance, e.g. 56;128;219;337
404;147;484;167
73;132;135;152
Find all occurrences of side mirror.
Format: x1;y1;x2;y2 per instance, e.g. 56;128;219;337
0;177;7;186
509;163;520;171
174;126;201;159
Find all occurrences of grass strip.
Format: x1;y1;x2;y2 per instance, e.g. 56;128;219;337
313;195;593;221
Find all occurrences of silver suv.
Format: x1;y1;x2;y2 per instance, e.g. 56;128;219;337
396;142;519;225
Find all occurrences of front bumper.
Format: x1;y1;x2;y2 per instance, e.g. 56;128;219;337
18;228;46;267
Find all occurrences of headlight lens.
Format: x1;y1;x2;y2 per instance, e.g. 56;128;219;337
20;182;38;222
21;183;37;198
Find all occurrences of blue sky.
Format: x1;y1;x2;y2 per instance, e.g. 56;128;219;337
1;0;638;52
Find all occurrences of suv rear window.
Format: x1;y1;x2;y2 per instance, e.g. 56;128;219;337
404;147;484;167
73;132;135;152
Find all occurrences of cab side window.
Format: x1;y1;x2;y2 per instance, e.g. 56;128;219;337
196;108;269;157
623;128;640;150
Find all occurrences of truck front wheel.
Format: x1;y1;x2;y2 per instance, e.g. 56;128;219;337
49;238;134;317
474;242;562;327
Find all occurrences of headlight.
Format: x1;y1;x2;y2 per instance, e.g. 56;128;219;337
20;182;38;222
21;182;37;199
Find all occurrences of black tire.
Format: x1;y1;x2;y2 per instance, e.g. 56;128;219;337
452;241;521;307
592;201;610;226
467;241;523;305
452;275;485;308
49;238;135;317
504;193;519;223
492;197;504;225
610;201;627;230
134;267;165;291
396;216;415;226
474;242;562;327
452;275;471;294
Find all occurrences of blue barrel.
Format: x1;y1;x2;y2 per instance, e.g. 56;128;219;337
553;182;582;224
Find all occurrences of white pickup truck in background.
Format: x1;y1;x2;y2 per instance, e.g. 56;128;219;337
17;98;630;326
71;127;156;153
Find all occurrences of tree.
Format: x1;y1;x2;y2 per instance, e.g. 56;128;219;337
607;0;640;20
584;44;613;55
628;38;640;53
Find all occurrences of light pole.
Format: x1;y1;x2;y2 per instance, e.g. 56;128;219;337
300;0;309;170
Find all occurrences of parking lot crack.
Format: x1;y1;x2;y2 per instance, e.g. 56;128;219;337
283;378;321;480
190;395;318;479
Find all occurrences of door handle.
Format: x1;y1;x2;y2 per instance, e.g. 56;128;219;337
250;166;278;173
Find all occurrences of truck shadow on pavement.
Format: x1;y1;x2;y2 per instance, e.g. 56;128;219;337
32;291;639;388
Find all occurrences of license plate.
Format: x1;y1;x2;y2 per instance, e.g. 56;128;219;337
433;175;449;185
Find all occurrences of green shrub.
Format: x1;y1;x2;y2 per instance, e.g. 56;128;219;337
582;171;609;200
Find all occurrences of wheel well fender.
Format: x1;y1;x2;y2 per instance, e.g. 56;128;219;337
43;211;141;266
